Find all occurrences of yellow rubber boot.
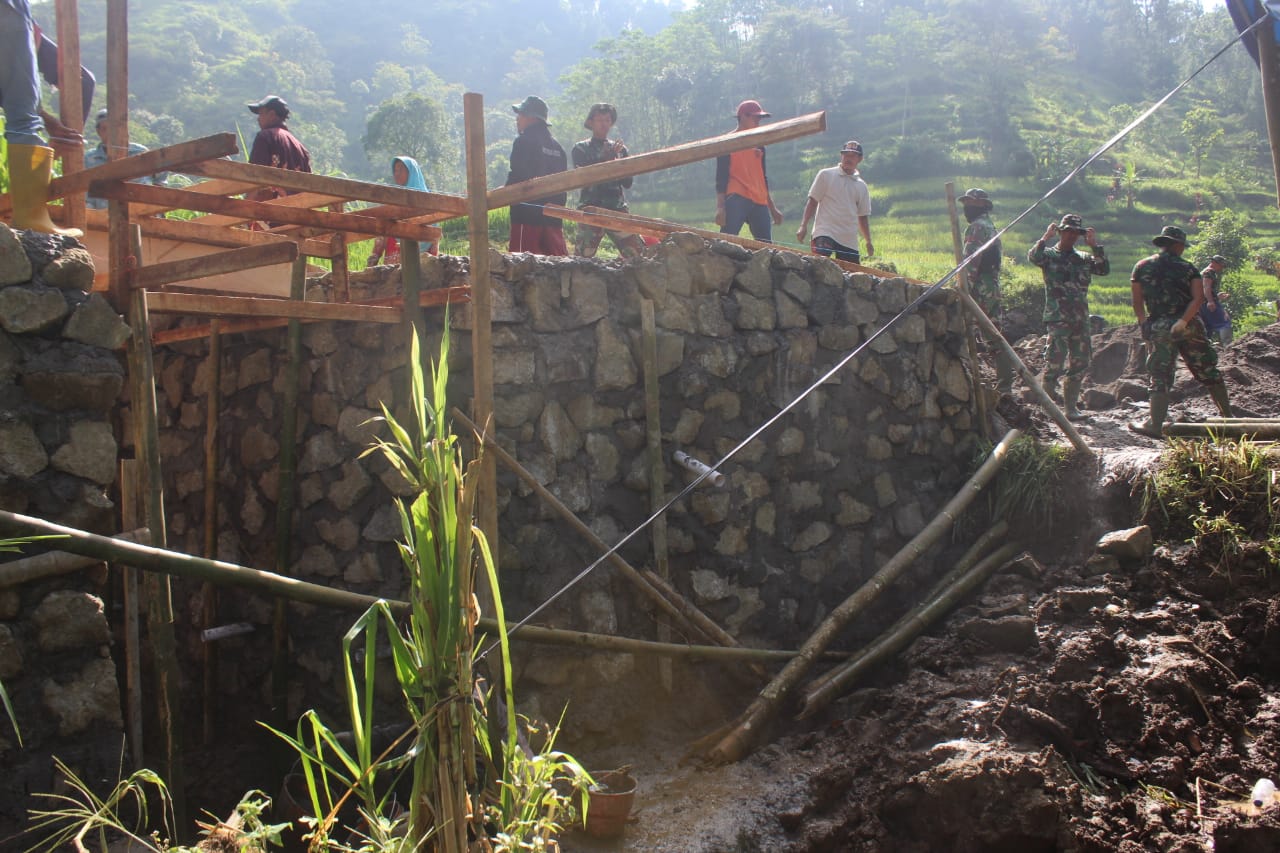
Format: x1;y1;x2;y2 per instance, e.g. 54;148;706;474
8;144;82;237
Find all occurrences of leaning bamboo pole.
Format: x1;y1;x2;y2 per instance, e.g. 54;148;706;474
0;528;149;587
945;182;990;440
201;320;221;744
641;300;674;691
797;524;1016;718
0;508;854;664
696;428;1023;765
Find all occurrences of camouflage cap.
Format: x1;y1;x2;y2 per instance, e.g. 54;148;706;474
958;187;992;208
1058;214;1086;233
1152;225;1188;247
1210;254;1227;265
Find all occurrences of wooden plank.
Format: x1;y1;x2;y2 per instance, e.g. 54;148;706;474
488;111;826;211
464;93;498;607
52;133;239;200
118;460;144;768
55;0;86;233
146;290;402;323
120;215;338;258
91;182;444;243
149;287;470;344
201;320;221;743
183;158;469;215
105;0;130;314
134;242;300;290
126;177;275;218
184;191;352;229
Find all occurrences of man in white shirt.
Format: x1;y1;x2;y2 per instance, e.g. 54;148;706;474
796;140;873;263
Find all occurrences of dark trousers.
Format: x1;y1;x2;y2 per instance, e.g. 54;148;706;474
721;193;772;242
811;235;860;264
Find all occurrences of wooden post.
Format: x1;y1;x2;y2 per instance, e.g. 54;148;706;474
201;320;221;744
54;0;86;234
105;0;129;313
117;460;144;769
272;258;306;728
641;300;673;691
464;93;497;607
1258;19;1280;206
127;225;186;829
945;182;991;440
330;236;350;303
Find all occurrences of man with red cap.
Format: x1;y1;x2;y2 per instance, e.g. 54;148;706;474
715;99;783;242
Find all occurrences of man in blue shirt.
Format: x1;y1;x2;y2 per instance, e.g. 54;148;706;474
85;110;165;209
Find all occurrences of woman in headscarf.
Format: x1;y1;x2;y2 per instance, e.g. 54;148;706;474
368;156;438;265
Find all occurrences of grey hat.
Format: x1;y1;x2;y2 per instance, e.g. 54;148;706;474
247;95;290;118
1209;254;1227;265
958;187;992;209
1153;225;1188;247
512;96;550;123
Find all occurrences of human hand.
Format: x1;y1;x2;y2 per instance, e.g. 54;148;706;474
796;226;806;242
771;207;783;226
1171;319;1188;339
1043;223;1058;241
40;110;83;157
1085;227;1097;247
865;241;874;258
715;207;725;227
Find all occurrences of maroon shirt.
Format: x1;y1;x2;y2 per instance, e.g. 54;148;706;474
249;122;311;174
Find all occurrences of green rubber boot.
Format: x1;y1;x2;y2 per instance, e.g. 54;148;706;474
1208;382;1232;418
1129;392;1168;438
1043;375;1062;404
1064;377;1088;421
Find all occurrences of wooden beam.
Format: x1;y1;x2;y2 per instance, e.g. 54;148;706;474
134;242;300;290
91;183;443;243
55;0;86;234
126;177;289;218
57;133;239;200
149;287;470;344
117;215;338;258
488;111;826;211
146;291;401;323
182;158;469;215
184;191;352;228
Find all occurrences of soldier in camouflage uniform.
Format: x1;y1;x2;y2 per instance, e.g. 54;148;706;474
572;103;645;259
958;188;1014;395
1027;213;1110;420
1128;225;1232;438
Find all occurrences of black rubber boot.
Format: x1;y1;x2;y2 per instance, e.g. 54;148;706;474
1208;382;1232;418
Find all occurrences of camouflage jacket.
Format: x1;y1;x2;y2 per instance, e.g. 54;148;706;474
962;213;1001;274
1028;241;1109;324
1132;251;1200;321
571;137;632;210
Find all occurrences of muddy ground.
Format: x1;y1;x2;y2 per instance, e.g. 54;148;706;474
561;322;1280;853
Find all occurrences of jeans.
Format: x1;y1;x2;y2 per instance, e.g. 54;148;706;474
721;193;772;242
0;0;44;146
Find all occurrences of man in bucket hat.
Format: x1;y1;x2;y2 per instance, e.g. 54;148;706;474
715;99;783;242
1128;226;1232;437
796;140;873;264
505;95;568;255
571;103;644;259
957;188;1013;395
1028;214;1110;420
1198;254;1232;346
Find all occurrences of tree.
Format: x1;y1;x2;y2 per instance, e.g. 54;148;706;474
362;92;453;179
1181;105;1224;179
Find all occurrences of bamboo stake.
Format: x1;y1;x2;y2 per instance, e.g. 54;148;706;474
201;320;221;744
945;182;990;440
126;223;187;827
271;258;306;727
956;289;1093;458
464;93;498;613
1163;423;1280;439
797;525;1015;718
450;407;751;655
641;300;673;692
0;528;149;587
0;508;854;663
697;428;1023;765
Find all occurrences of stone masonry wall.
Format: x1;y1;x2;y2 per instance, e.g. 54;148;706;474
138;233;981;740
0;228;132;834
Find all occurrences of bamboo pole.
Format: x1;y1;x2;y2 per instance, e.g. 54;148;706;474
1163;423;1280;439
464;93;498;612
0;528;149;587
956;290;1093;458
201;320;221;744
271;258;306;727
450;407;751;655
0;508;855;664
1205;417;1280;424
126;224;187;828
945;182;990;440
797;522;1012;718
697;428;1023;765
118;460;144;769
54;0;86;234
641;299;673;692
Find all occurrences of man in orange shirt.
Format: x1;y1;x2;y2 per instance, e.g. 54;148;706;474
715;99;784;242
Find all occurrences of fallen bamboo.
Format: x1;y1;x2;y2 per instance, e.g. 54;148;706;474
957;289;1093;458
450;406;750;655
0;508;851;663
1163;423;1280;439
1204;418;1280;424
0;527;149;587
944;182;990;440
150;287;471;345
797;532;1019;718
696;428;1023;765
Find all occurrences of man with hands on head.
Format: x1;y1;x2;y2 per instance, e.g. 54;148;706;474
1028;213;1109;421
1128;225;1232;438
